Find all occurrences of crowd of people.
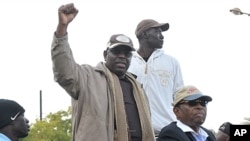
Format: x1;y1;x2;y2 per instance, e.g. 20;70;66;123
1;3;236;141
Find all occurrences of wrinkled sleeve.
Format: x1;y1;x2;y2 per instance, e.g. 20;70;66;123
51;33;82;99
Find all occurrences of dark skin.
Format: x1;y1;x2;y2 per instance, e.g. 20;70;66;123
0;113;30;141
103;46;132;78
173;100;207;132
137;27;164;59
55;3;79;38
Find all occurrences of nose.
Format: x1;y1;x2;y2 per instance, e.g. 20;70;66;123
159;32;164;40
25;117;29;123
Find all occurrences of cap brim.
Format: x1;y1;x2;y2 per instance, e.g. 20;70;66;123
183;94;212;102
160;23;169;31
152;23;169;31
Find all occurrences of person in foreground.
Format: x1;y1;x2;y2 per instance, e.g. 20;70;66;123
0;99;30;141
157;85;216;141
128;19;184;136
51;3;154;141
216;122;232;141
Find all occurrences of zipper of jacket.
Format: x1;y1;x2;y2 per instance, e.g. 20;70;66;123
144;64;147;74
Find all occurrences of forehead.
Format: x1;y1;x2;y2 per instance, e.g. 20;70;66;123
146;27;162;32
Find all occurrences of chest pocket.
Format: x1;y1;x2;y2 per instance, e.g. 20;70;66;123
153;69;171;87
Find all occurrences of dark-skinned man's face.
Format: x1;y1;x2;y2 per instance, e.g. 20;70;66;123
104;45;132;77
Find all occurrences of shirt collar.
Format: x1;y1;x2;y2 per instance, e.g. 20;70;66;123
176;120;208;137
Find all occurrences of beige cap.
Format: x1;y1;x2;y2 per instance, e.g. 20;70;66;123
172;85;212;106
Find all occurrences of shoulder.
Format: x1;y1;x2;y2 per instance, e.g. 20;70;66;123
155;50;180;62
160;122;179;134
158;122;191;141
162;53;179;62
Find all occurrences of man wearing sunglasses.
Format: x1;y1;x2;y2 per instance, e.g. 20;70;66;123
157;85;216;141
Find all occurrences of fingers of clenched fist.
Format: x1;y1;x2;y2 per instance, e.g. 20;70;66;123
59;3;78;14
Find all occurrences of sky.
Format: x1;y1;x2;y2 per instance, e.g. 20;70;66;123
1;0;250;131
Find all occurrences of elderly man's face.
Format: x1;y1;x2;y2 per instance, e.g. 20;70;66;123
174;99;208;130
104;46;132;77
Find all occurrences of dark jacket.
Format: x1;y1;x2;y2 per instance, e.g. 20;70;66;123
157;122;216;141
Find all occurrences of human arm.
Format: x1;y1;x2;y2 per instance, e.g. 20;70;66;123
55;3;78;38
51;3;82;99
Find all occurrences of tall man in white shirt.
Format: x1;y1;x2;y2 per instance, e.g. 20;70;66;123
128;19;184;136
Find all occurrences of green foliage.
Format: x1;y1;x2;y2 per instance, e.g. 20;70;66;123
21;107;72;141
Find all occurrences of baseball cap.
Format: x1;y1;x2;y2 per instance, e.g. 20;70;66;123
0;99;25;129
106;34;135;51
172;85;212;106
219;122;232;136
135;19;169;38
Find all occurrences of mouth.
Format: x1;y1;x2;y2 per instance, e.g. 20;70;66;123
27;125;30;131
116;62;126;68
196;113;203;116
195;112;205;118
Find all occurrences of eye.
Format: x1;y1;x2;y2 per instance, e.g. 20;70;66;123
125;52;132;57
111;49;120;55
110;49;132;57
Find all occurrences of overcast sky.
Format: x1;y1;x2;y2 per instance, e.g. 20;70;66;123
1;0;250;131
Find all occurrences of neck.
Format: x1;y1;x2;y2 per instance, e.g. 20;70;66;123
118;74;126;79
137;45;154;58
190;125;200;133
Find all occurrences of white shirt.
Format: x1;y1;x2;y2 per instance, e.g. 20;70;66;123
128;50;184;134
176;120;208;141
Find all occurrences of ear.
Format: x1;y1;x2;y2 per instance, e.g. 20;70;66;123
103;50;107;61
173;107;178;114
173;107;180;119
141;31;148;39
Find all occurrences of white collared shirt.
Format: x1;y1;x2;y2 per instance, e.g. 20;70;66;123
176;120;208;141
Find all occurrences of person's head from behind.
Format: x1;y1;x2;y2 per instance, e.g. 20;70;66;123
172;85;212;131
135;19;169;49
0;99;30;140
216;122;231;141
104;34;135;77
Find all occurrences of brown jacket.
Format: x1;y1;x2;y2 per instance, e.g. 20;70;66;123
51;34;155;141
